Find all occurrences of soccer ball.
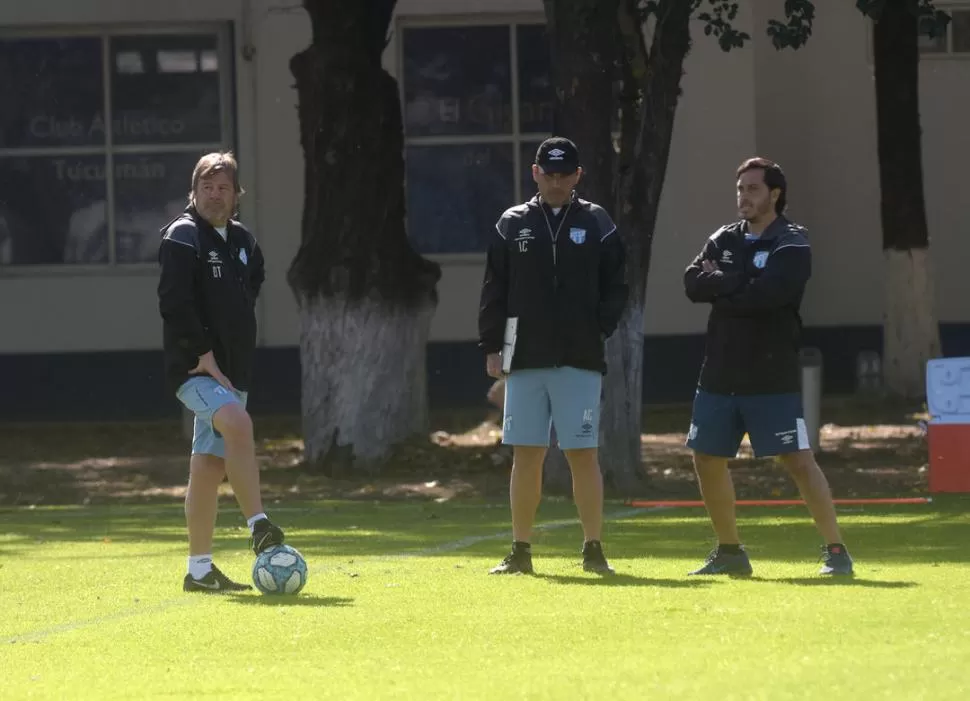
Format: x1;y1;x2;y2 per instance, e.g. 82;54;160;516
252;544;308;595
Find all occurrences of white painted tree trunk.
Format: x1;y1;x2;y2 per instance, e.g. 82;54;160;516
297;294;435;473
883;247;940;398
599;301;646;493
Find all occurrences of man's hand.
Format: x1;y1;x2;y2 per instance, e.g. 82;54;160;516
486;353;504;379
190;351;235;391
701;259;718;274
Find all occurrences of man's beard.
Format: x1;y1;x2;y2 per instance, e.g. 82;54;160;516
743;203;770;222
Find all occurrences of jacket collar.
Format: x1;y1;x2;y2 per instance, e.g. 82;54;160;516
184;206;236;243
740;215;788;240
529;190;578;213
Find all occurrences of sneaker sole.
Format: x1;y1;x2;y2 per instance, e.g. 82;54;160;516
183;583;251;593
688;569;754;576
252;533;284;555
488;568;535;575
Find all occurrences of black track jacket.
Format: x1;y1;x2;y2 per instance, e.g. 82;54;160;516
157;207;264;393
684;216;810;395
479;193;628;374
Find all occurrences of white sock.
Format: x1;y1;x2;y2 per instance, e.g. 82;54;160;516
246;513;267;533
188;555;213;579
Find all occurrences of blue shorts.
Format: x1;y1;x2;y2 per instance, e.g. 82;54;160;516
686;389;810;458
502;367;602;450
176;376;248;458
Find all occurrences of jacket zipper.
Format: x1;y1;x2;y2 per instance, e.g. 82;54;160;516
539;199;572;367
539;200;572;290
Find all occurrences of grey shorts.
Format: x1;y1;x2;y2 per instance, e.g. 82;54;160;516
502;367;602;450
176;376;248;458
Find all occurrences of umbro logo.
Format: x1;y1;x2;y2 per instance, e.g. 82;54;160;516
548;149;565;160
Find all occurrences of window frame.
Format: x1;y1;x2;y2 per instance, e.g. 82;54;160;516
0;23;236;276
865;4;970;61
396;13;549;264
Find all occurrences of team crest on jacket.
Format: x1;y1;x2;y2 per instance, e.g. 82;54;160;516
239;249;248;265
569;227;586;244
753;251;769;269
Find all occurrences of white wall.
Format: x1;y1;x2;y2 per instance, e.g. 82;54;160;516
753;0;970;327
644;8;759;336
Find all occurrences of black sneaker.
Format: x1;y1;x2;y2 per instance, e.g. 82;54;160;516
489;548;534;575
582;540;615;574
819;544;854;575
688;547;753;576
183;564;252;593
250;517;285;555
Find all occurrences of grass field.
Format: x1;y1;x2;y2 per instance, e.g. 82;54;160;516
2;496;968;700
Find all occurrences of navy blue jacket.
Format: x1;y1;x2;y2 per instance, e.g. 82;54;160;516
684;216;810;395
479;193;628;374
157;207;265;393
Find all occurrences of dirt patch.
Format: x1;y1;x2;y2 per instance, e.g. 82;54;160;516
0;400;930;507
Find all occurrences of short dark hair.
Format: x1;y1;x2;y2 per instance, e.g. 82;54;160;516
737;157;787;215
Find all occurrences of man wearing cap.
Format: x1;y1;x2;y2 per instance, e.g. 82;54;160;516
478;136;629;575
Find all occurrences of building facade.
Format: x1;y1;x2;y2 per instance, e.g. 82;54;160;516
1;0;969;420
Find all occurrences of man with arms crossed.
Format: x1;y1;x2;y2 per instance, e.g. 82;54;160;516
158;151;285;592
683;157;853;576
479;137;628;575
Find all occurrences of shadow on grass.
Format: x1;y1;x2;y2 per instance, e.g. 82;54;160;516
224;594;354;608
535;572;715;588
766;577;918;588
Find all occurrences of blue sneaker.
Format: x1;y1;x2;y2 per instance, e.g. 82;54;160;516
689;547;753;576
819;544;854;575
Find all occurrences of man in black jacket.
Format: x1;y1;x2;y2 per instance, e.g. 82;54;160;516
158;152;285;592
683;157;853;576
479;137;628;575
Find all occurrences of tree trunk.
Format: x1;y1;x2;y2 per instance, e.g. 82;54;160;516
542;0;618;205
872;0;941;398
603;0;693;494
298;296;435;474
884;248;938;397
289;0;441;473
541;0;619;495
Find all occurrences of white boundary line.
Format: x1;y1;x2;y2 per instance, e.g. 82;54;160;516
5;506;659;644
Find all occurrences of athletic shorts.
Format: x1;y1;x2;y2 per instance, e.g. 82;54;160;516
685;388;810;458
176;376;248;459
502;367;602;450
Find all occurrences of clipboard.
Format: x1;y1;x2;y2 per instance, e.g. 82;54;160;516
501;317;518;374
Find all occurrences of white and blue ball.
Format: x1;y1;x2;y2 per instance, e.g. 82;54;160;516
252;544;308;595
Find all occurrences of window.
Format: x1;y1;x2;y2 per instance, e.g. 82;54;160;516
401;20;555;255
0;28;233;267
916;7;970;55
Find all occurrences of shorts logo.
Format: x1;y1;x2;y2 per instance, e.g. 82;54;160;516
503;415;513;433
688;423;698;440
579;408;594;436
775;429;796;445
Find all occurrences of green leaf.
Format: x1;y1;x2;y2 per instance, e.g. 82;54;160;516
766;0;815;50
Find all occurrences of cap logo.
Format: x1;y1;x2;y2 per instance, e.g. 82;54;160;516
548;148;566;160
